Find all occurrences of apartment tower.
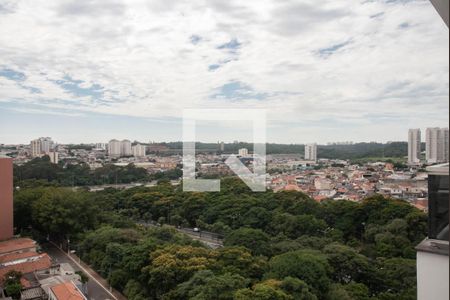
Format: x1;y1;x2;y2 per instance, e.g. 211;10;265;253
408;129;421;165
305;143;318;162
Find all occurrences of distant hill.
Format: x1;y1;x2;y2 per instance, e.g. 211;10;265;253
157;141;413;159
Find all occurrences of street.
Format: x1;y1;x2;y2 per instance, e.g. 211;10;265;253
42;243;121;300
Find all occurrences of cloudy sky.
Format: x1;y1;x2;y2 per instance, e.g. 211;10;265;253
0;0;448;144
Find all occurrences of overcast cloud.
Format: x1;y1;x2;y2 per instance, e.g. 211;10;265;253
0;0;448;144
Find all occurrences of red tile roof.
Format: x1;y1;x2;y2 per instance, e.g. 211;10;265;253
0;253;52;283
0;251;40;264
0;238;36;255
50;282;85;300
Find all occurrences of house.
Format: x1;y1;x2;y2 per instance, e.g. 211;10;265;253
48;282;87;300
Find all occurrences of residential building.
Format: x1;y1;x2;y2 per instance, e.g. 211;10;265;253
121;140;132;156
40;137;54;154
0;157;13;241
426;128;449;163
416;163;449;300
408;129;421;165
304;143;317;162
47;151;59;164
218;142;225;152
48;281;87;300
30;137;54;158
30;139;42;157
108;139;121;157
132;144;146;157
0;238;52;284
94;143;107;150
238;148;249;156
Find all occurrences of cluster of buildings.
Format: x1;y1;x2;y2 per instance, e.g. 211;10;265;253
30;137;59;164
107;139;146;158
268;158;428;210
408;127;449;165
0;158;86;300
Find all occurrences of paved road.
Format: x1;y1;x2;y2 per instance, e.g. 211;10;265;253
42;243;120;300
137;222;224;248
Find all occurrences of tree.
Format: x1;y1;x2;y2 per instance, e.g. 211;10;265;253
144;245;217;298
5;283;22;300
164;270;248;300
269;213;327;239
266;250;331;297
31;188;98;238
224;228;271;256
3;271;23;300
279;277;317;300
235;281;292;300
323;243;370;284
212;247;267;280
75;271;89;294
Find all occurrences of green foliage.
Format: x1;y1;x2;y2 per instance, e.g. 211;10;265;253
164;270;248;300
266;250;331;297
13;157;168;187
235;281;292;300
144;245;217;298
13;178;426;300
225;228;271;256
5;283;22;299
323;243;370;284
31;188;99;238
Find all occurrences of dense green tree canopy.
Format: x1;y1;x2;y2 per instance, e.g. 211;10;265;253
13;177;426;300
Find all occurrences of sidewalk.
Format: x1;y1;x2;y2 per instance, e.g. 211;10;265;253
70;253;128;300
50;242;127;300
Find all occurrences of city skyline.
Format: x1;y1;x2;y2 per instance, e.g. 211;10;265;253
0;0;449;144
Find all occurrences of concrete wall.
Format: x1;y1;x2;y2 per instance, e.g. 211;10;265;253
0;158;13;241
417;250;449;300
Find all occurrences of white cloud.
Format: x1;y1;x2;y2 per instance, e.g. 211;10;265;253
0;0;448;143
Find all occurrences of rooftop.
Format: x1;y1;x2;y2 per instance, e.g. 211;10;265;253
426;163;449;176
0;254;52;283
0;238;36;255
0;251;40;264
50;282;86;300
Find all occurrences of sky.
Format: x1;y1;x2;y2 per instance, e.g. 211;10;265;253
0;0;448;145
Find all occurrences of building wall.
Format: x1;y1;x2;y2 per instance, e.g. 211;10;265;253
426;128;449;163
31;139;42;157
108;140;121;157
305;143;317;162
417;251;449;300
408;129;421;164
0;158;13;241
132;144;146;157
121;140;132;156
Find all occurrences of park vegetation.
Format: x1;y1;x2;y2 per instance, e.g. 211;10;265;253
14;177;426;300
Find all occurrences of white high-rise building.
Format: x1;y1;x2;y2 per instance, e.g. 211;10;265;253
426;128;449;163
108;139;122;157
30;137;54;158
305;143;317;162
408;129;421;165
121;140;132;156
238;148;249;156
31;139;42;157
95;143;107;150
40;137;53;153
132;144;146;157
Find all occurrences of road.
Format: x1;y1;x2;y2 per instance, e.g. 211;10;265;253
42;243;123;300
137;222;224;248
